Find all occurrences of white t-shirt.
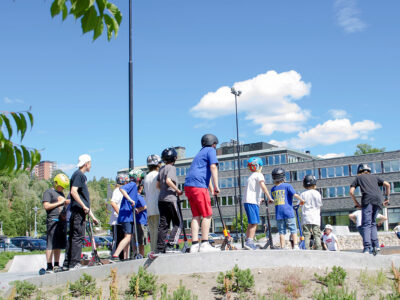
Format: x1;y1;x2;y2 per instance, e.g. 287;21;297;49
322;232;338;251
244;172;265;205
109;187;123;226
394;225;400;233
143;170;160;216
300;189;322;226
350;210;385;228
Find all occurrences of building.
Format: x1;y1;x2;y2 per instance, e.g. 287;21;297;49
120;142;400;233
32;161;57;180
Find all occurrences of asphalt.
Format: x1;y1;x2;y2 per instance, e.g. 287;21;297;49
1;249;400;298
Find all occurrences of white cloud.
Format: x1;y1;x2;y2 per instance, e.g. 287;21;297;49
329;109;348;119
3;97;24;104
269;118;381;149
58;163;76;172
334;0;367;33
317;153;346;159
191;70;311;135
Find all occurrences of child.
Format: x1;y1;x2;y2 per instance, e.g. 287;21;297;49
184;134;220;253
350;163;391;254
393;223;400;239
349;209;387;237
143;154;162;252
299;175;322;250
243;157;273;250
156;147;182;253
112;170;138;260
322;224;339;251
270;167;305;249
135;181;148;257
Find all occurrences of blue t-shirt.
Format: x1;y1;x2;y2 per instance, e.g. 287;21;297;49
184;147;218;188
117;182;138;223
271;183;296;220
135;194;148;225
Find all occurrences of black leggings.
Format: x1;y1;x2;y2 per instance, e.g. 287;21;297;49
157;201;182;252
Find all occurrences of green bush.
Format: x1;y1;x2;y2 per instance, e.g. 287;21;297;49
159;282;198;300
126;266;158;297
315;266;347;286
69;273;97;297
216;265;255;294
313;283;356;300
14;280;37;300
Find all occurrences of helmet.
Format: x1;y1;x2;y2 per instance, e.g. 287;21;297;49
116;174;128;185
357;163;371;174
54;173;70;189
271;167;285;182
303;175;317;188
324;224;333;231
161;148;178;163
129;169;145;183
201;134;219;147
147;154;162;167
247;157;263;172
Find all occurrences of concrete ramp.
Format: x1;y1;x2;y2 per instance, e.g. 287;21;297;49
8;254;66;273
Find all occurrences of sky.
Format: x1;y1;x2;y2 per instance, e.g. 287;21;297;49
1;0;399;179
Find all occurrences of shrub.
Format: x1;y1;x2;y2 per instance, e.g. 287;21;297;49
126;266;158;297
159;281;198;300
14;280;37;300
313;283;356;300
69;273;97;297
216;265;255;294
315;266;347;286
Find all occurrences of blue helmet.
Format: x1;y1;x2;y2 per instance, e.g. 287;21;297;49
247;157;263;172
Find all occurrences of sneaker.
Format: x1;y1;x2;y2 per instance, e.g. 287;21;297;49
61;265;69;272
293;245;300;250
199;242;220;253
71;263;85;270
165;245;181;253
244;240;257;250
110;256;120;262
362;247;371;254
53;266;61;273
45;267;54;274
190;243;200;253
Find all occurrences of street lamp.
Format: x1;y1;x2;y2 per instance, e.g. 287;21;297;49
33;206;38;238
231;87;244;248
128;0;134;171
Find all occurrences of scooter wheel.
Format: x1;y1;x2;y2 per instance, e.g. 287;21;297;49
39;268;46;275
135;254;143;260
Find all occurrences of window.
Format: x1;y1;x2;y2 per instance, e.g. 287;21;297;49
274;155;280;165
336;186;344;197
321;168;327;179
328;167;335;178
262;157;266;166
290;171;298;181
222;197;227;206
211;197;215;206
297;170;305;181
369;162;382;174
335;166;343;177
344;186;350;196
329;187;336;198
268;156;274;166
343;166;349;176
241;176;248;186
393;182;400;193
280;154;286;164
351;164;358;176
264;174;272;184
219;162;225;171
285;172;291;182
220;178;227;189
227;178;233;188
322;188;328;198
228;196;233;205
314;169;320;179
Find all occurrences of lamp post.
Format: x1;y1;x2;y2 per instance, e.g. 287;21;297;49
33;206;38;238
128;0;134;171
231;87;244;248
230;139;238;238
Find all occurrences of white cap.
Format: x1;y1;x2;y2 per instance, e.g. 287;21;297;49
77;154;91;168
324;224;333;230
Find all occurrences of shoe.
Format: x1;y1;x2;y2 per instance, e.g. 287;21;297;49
244;240;257;250
45;268;54;274
110;256;120;262
53;266;61;273
61;265;69;272
165;244;181;253
190;243;200;253
199;242;220;252
362;247;371;254
293;245;300;250
71;263;85;269
372;247;380;256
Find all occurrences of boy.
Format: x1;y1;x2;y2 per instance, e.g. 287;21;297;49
243;157;273;250
135;182;148;257
42;173;70;273
65;154;99;270
143;154;162;252
350;163;390;254
349;209;387;237
184;134;220;253
322;224;339;251
112;170;138;260
156;147;182;253
109;174;128;259
393;223;400;239
299;175;322;250
270;167;304;249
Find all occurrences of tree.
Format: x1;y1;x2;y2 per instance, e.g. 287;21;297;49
50;0;122;41
232;214;248;233
0;109;41;173
354;144;385;156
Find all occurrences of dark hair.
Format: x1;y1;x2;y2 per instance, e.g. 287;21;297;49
148;165;158;172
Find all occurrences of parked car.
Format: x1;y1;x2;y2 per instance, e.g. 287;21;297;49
209;233;224;240
0;241;23;252
10;238;47;251
94;236;112;249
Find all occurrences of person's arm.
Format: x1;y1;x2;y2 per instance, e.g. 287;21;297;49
349;186;361;208
71;186;90;214
335;236;340;251
322;240;327;250
210;164;219;195
43;195;67;211
260;181;273;202
383;181;391;206
348;213;357;224
110;202;119;215
89;210;99;225
166;178;182;196
119;188;136;206
136;205;147;213
208;180;214;196
377;214;387;226
294;193;305;205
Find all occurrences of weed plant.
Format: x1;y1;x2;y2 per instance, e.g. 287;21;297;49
216;264;255;294
159;281;198;300
14;280;37;300
69;273;97;297
315;266;347;286
126;266;158;297
313;283;356;300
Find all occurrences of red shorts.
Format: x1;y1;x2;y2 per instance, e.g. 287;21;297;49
184;186;213;218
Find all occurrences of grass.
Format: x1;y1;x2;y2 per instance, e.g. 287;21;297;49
359;269;388;297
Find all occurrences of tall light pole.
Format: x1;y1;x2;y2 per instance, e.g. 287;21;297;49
128;0;134;171
230;139;238;238
33;206;38;238
231;87;244;248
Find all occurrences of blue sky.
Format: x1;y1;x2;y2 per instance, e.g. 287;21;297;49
1;0;399;179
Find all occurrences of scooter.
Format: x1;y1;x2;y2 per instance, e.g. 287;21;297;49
293;205;306;249
261;195;275;249
215;195;235;251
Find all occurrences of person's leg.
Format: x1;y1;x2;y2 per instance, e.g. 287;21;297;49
247;224;257;240
303;224;311;250
157;202;170;252
148;215;159;252
114;233;132;258
312;225;322;250
111;225;118;256
53;249;61;265
46;250;53;264
361;204;373;250
168;202;182;246
279;234;285;248
191;217;201;242
200;216;212;240
276;219;285;248
371;205;380;248
287;218;298;248
70;211;86;267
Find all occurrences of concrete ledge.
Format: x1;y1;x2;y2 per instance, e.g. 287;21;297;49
2;250;400;298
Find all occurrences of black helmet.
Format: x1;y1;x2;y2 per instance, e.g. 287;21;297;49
357;163;371;174
201;134;219;147
303;175;317;188
271;167;285;182
161;148;178;163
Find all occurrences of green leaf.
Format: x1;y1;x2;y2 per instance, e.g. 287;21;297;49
1;114;12;139
14;147;23;171
27;112;34;127
6;144;15;173
104;14;114;40
81;6;98;33
30;149;41;169
10;113;22;136
0;143;9;171
62;2;68;20
71;0;91;19
18;113;28;141
21;145;30;171
50;0;61;17
96;0;106;15
106;2;122;24
93;17;104;41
